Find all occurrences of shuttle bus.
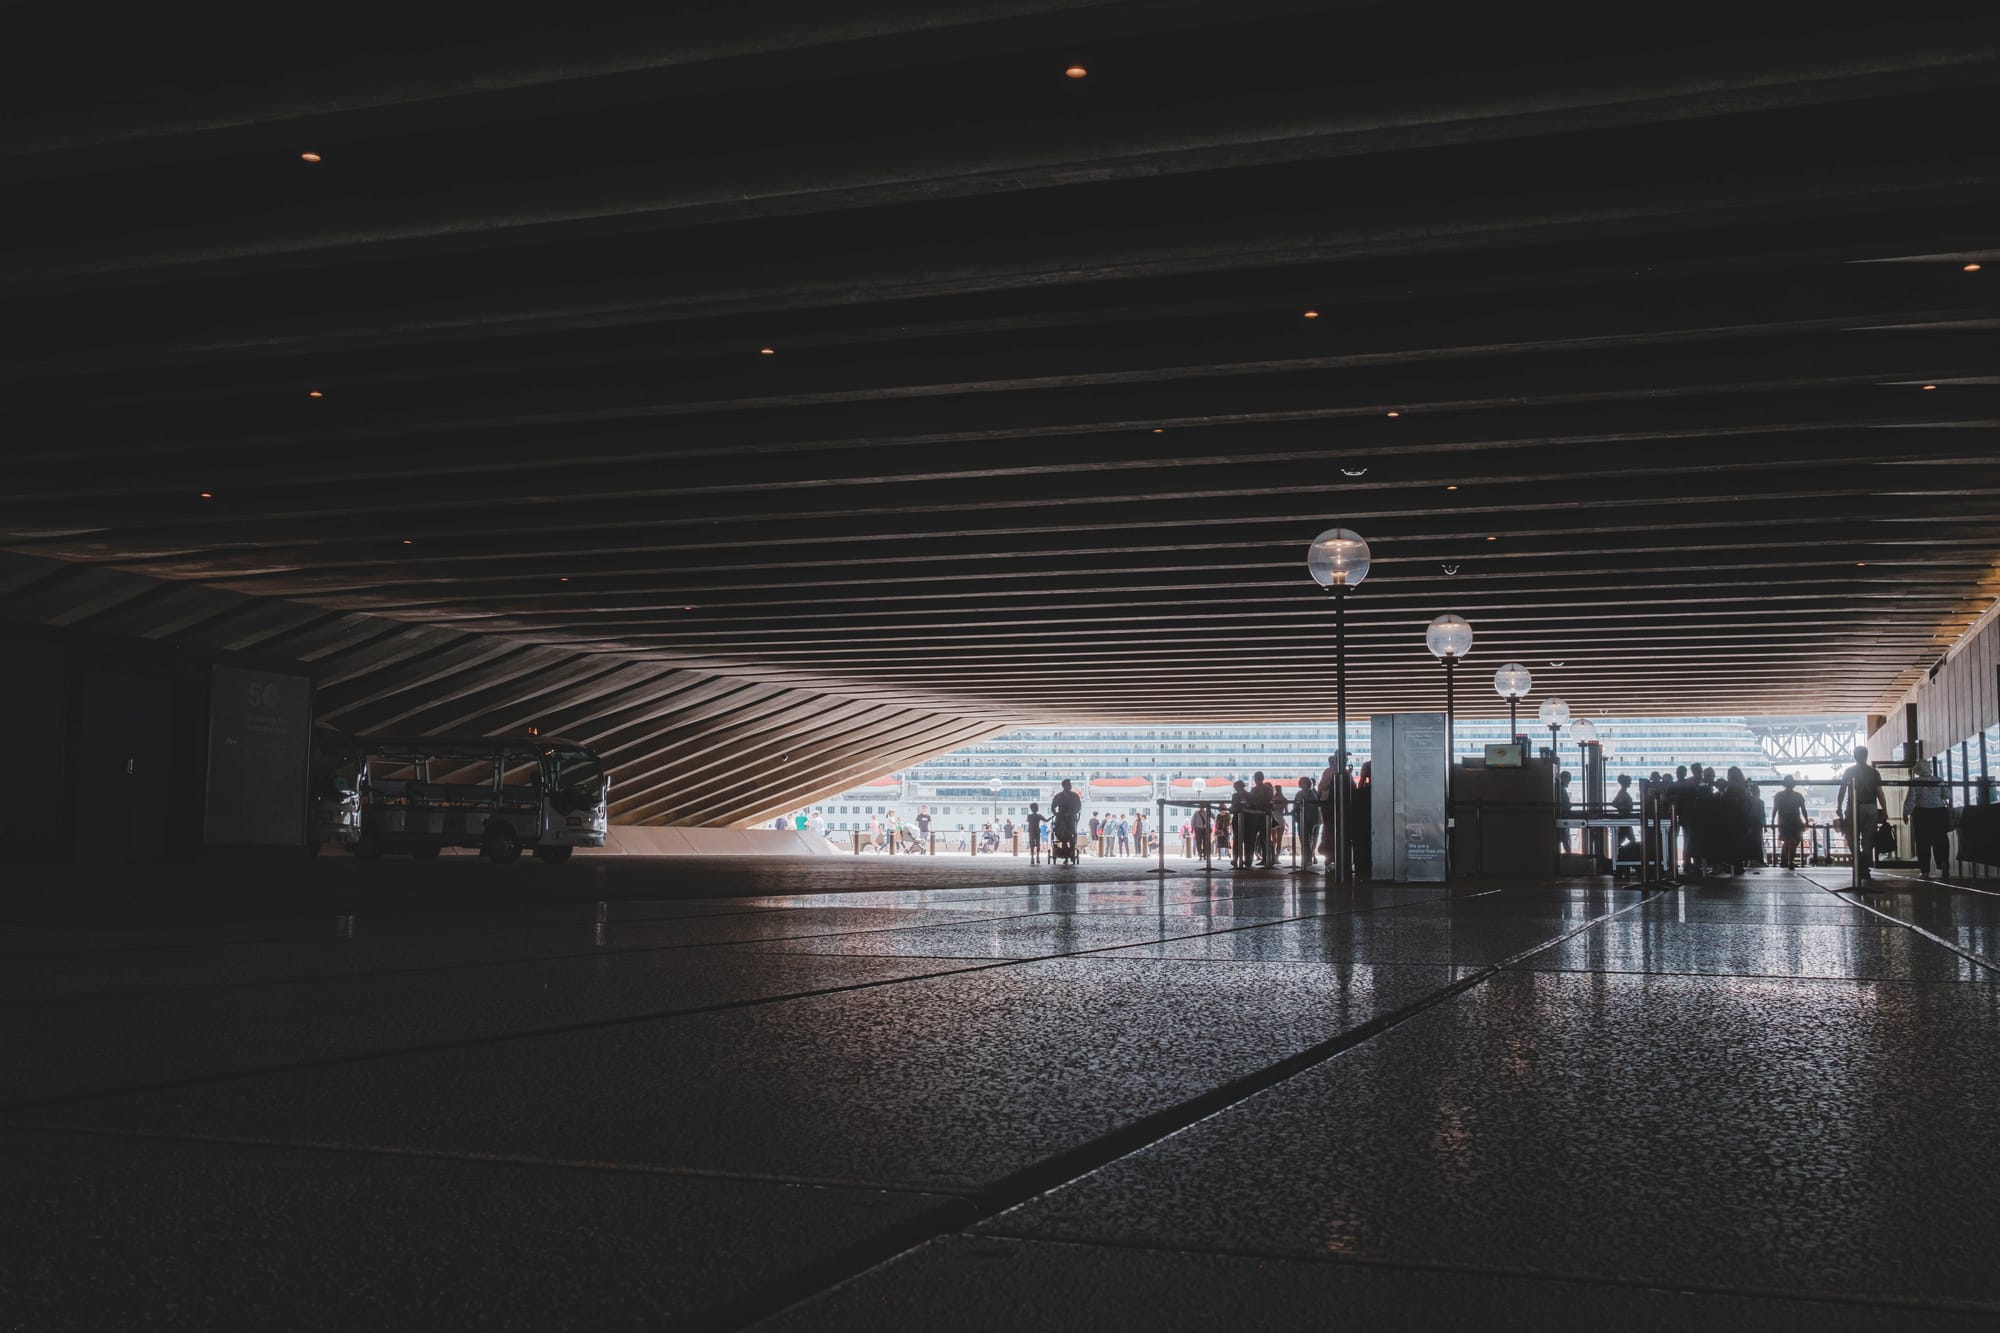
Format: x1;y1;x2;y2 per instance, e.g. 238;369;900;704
329;735;609;863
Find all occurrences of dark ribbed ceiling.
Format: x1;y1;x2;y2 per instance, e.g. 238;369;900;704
5;3;2000;732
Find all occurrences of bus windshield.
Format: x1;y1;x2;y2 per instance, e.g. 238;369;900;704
550;749;606;812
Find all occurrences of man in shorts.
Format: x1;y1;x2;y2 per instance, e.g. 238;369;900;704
1836;746;1888;882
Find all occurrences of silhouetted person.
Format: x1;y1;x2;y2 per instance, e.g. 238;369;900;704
1250;771;1276;867
1837;746;1887;883
1556;771;1574;852
1723;765;1758;872
1611;774;1635;846
1903;757;1951;878
1318;753;1343;868
1050;779;1082;860
1191;803;1212;859
1229;780;1252;868
1294;776;1319;868
1771;777;1807;869
1348;760;1373;880
1026;802;1045;864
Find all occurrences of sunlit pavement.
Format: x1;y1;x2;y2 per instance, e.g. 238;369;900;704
3;862;1997;1329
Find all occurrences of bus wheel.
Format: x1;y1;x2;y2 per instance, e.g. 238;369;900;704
351;834;383;862
533;845;573;864
411;844;441;861
482;826;522;863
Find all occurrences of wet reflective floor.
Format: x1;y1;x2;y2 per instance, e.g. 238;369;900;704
3;862;1997;1329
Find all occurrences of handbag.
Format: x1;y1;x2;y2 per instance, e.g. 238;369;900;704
1872;823;1898;854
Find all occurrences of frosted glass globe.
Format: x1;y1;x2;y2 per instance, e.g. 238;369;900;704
1306;528;1371;589
1425;614;1474;659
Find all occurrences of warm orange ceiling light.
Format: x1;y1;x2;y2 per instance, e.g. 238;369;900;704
1301;309;1319;319
1151;428;1164;434
1386;410;1400;418
299;151;322;163
759;347;775;355
1447;485;1458;491
307;390;323;398
1966;263;1983;272
402;539;413;545
1857;561;1868;567
1922;383;1938;390
198;491;213;498
1064;65;1088;79
1486;535;1497;541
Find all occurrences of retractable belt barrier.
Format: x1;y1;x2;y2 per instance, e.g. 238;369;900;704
1156;795;1334;877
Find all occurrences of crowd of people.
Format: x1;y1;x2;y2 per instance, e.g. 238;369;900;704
1644;746;1960;881
803;745;1966;881
1169;758;1374;874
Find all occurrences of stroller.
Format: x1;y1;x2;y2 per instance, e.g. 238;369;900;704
1049;813;1080;866
894;822;927;854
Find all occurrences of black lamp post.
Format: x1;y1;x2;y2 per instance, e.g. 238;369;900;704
1494;662;1532;746
1308;528;1371;885
1426;615;1474;882
1539;696;1570;795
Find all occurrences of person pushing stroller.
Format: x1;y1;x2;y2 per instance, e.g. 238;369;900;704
1049;779;1083;866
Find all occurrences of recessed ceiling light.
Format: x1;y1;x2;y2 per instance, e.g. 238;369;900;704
560;577;569;582
299;152;322;163
1386;411;1400;418
1446;485;1458;491
402;539;413;545
198;491;213;499
759;347;775;356
1966;263;1983;273
1922;384;1938;390
1301;310;1320;319
307;390;323;398
1486;536;1497;541
1857;561;1867;567
1151;428;1165;434
1065;65;1088;79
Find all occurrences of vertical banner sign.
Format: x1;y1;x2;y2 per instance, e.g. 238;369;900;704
1397;713;1449;881
1372;713;1448;882
204;666;312;845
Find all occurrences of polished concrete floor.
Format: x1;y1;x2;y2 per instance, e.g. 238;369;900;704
3;860;1998;1329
